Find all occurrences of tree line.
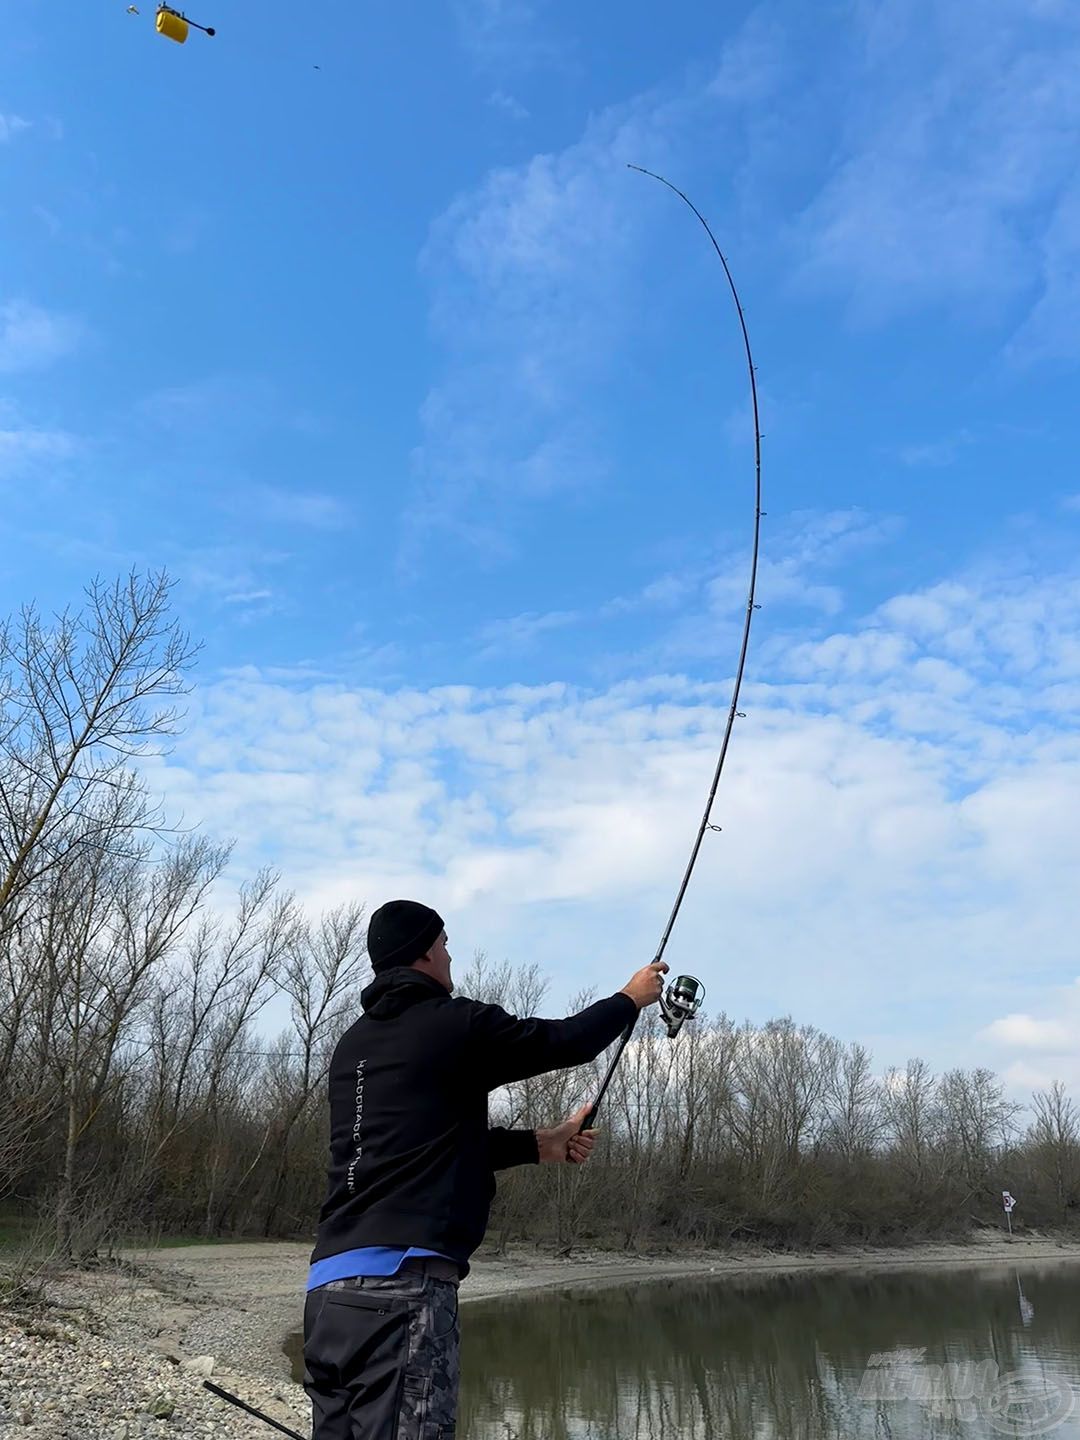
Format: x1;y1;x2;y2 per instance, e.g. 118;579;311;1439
1;573;1078;1261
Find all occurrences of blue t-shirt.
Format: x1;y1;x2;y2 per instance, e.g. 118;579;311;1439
306;1246;454;1292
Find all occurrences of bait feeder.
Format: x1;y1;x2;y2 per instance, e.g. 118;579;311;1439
156;5;215;42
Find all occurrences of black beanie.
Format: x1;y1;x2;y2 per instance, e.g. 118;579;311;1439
367;900;445;974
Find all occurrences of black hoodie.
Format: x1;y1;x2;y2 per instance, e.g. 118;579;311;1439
310;969;637;1273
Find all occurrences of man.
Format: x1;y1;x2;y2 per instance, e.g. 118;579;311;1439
304;898;667;1440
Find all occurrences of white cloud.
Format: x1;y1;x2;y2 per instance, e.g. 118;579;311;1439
598;574;697;621
169;543;289;616
0;114;31;144
982;980;1080;1094
784;628;913;682
708;10;789;103
724;508;890;614
0;301;82;373
795;0;1080;332
983;1012;1076;1054
223;588;274;606
487;89;530;121
0;400;79;481
711;559;840;618
454;0;560;72
0;424;77;477
469;507;890;666
476;608;580;658
409;15;784;560
139;374;275;432
1010;180;1080;361
899;431;975;468
147;552;1080;1086
412;102;660;547
254;486;352;531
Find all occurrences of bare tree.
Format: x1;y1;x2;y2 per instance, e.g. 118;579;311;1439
49;833;226;1257
938;1067;1020;1201
883;1057;941;1195
258;903;369;1234
611;1008;676;1249
137;868;297;1232
825;1042;884;1162
1029;1081;1080;1224
143;870;294;1142
0;914;57;1201
0;572;195;934
726;1018;832;1210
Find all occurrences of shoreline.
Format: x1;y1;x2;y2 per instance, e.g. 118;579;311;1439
4;1233;1080;1437
459;1232;1080;1304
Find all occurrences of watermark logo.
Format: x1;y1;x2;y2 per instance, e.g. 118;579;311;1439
859;1348;1075;1435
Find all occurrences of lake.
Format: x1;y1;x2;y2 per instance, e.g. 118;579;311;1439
288;1263;1080;1438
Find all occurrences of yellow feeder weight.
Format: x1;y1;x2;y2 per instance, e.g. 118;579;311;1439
156;8;189;42
155;5;215;42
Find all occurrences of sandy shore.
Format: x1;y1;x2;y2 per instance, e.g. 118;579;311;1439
129;1228;1080;1336
4;1232;1080;1437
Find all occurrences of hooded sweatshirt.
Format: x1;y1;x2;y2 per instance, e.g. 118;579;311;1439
310;969;637;1274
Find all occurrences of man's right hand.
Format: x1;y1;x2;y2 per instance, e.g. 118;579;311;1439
620;961;669;1010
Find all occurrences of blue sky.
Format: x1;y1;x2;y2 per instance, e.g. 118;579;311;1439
3;0;1080;1094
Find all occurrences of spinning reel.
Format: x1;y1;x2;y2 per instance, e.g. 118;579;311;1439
579;970;707;1132
659;974;705;1039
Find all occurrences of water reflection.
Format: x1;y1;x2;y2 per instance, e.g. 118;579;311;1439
458;1265;1080;1439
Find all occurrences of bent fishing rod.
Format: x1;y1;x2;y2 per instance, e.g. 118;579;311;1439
206;165;761;1440
581;164;763;1133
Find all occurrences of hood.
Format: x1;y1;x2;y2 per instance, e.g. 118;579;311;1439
360;967;449;1020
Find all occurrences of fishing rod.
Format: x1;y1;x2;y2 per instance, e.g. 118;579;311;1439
581;164;763;1134
203;1381;306;1440
206;166;761;1440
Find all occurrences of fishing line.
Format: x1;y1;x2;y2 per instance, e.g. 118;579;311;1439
582;164;763;1133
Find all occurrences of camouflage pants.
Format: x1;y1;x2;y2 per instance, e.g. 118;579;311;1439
304;1266;460;1440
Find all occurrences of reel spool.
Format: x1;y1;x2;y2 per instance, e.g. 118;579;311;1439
659;974;704;1039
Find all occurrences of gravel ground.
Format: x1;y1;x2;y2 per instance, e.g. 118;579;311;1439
0;1262;308;1440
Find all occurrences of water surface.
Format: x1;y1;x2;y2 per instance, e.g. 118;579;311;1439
288;1263;1080;1438
459;1264;1080;1439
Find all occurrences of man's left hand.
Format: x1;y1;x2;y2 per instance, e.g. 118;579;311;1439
537;1104;598;1164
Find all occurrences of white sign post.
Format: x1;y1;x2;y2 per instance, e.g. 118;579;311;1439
1002;1190;1016;1236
